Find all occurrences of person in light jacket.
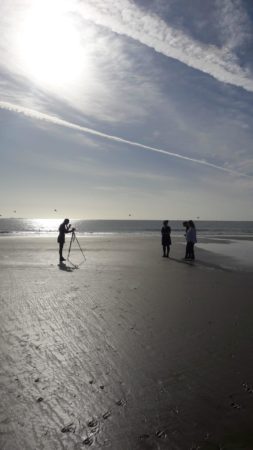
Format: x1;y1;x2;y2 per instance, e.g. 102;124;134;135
183;221;190;259
186;220;197;260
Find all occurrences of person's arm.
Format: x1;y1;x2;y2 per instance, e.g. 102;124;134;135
65;224;75;234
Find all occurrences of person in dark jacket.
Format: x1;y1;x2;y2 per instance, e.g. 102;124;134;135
57;218;75;262
161;220;171;257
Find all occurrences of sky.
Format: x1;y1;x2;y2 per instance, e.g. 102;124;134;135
0;0;253;220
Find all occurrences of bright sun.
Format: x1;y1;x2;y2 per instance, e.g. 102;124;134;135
18;0;83;88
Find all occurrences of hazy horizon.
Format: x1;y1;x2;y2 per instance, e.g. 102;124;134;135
1;217;253;223
1;0;253;220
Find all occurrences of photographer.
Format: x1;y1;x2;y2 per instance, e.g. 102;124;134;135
57;218;75;262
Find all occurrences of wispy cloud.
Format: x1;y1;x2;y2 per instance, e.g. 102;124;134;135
0;100;251;178
215;0;252;50
74;0;253;92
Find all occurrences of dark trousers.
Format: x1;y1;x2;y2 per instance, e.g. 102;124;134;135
59;241;64;259
163;245;170;257
188;242;195;260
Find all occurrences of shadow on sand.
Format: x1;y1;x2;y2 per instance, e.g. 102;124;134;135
169;256;233;272
58;262;76;272
169;256;195;266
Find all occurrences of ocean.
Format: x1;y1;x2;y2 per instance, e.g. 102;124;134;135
0;218;252;238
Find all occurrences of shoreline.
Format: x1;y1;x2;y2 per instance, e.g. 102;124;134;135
0;234;252;271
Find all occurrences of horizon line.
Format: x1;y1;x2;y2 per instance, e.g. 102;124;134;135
1;217;253;222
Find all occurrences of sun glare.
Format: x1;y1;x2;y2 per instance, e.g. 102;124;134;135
18;0;83;88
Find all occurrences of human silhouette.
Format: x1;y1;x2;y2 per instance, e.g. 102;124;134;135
57;218;75;262
186;220;197;260
161;220;171;257
183;221;190;259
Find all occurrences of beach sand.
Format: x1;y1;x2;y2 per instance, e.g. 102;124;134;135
1;235;253;450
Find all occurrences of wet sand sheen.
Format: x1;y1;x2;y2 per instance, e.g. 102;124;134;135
0;236;253;450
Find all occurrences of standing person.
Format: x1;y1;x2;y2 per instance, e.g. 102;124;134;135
186;220;197;260
161;220;171;258
183;221;190;259
57;218;75;262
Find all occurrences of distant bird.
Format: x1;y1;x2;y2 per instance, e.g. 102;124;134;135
13;210;16;213
129;214;131;217
54;209;57;212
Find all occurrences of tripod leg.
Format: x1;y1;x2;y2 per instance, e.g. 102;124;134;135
67;233;74;260
75;236;86;260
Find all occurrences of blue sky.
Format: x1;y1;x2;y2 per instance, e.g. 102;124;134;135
0;0;253;219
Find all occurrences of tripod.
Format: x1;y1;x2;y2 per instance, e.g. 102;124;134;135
67;231;86;268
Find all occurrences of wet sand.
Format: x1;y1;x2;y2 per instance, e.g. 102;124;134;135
1;235;253;450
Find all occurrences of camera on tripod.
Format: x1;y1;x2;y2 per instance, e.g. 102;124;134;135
67;224;75;233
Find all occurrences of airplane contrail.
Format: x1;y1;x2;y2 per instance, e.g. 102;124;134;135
0;100;250;178
75;0;253;93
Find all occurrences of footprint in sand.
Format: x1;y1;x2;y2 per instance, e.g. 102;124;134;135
139;434;150;440
87;418;98;428
83;436;93;446
61;422;76;433
115;398;126;407
230;401;241;409
155;430;167;439
243;382;253;394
